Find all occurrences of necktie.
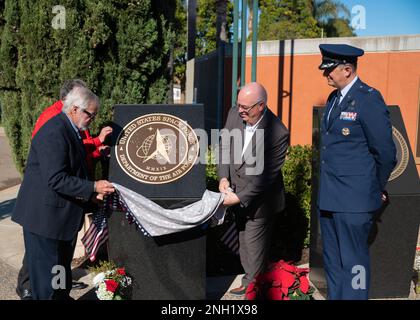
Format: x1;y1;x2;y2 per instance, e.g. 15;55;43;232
327;91;341;126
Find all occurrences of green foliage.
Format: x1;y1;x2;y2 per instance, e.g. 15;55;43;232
88;259;118;275
282;145;312;248
258;0;321;40
289;287;315;300
205;146;219;192
196;0;233;56
173;0;187;89
321;17;355;37
312;0;356;37
258;0;354;40
0;0;177;174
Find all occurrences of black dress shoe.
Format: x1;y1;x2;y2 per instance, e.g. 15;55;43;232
72;281;88;290
20;289;33;300
229;286;247;296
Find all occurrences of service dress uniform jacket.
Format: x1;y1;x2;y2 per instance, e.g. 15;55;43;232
318;78;397;212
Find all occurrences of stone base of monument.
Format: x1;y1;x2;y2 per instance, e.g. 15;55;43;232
108;201;206;300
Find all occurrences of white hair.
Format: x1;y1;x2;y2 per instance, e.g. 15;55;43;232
62;86;99;113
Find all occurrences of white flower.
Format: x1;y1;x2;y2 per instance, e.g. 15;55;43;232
414;252;420;271
93;272;106;286
96;282;114;300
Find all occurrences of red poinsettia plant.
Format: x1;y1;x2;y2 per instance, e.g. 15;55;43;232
245;260;314;300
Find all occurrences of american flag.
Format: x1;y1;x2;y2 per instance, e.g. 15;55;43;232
81;198;111;262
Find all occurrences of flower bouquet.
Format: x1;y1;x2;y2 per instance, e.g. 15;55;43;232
91;261;132;300
415;249;420;295
245;260;314;300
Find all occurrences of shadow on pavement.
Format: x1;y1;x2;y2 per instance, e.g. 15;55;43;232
0;198;15;220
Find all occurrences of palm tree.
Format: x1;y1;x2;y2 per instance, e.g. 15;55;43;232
312;0;351;23
312;0;354;37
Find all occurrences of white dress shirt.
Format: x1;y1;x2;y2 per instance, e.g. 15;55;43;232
242;108;266;157
327;76;358;124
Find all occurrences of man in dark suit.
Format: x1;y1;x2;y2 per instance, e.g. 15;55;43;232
218;82;290;295
12;86;115;299
16;79;113;300
317;44;397;300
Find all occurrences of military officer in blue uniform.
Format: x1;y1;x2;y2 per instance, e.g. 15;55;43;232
317;44;397;300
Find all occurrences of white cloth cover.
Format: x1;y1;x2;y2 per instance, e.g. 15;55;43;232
113;183;227;237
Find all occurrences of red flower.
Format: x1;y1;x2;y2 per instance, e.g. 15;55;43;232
245;260;313;300
278;269;295;289
279;260;298;273
117;268;126;275
105;279;119;293
245;291;257;300
267;287;283;300
299;275;309;294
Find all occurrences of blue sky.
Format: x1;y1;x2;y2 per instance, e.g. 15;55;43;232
340;0;420;36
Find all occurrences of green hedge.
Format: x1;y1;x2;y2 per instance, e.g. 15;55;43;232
282;144;312;248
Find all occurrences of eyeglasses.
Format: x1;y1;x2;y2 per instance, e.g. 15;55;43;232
82;109;97;119
236;101;262;111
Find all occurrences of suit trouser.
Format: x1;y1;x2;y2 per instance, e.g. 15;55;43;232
16;253;30;296
235;214;274;288
23;230;74;300
17;235;78;296
319;210;374;300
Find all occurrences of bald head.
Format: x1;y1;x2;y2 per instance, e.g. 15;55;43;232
236;82;267;125
238;82;267;105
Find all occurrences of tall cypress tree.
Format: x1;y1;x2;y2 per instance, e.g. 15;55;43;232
0;0;23;170
0;0;177;173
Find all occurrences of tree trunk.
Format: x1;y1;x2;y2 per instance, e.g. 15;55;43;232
216;0;228;44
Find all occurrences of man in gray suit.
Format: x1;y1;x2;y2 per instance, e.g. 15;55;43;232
218;82;289;295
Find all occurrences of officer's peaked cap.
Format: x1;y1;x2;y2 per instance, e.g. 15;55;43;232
319;44;364;70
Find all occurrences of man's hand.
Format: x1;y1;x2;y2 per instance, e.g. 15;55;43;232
223;191;240;206
98;126;113;143
219;178;230;193
91;193;105;206
95;180;115;195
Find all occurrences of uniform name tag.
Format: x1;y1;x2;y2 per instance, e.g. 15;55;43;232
340;111;357;121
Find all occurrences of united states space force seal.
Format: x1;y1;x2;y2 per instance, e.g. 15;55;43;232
389;126;409;181
115;113;199;184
